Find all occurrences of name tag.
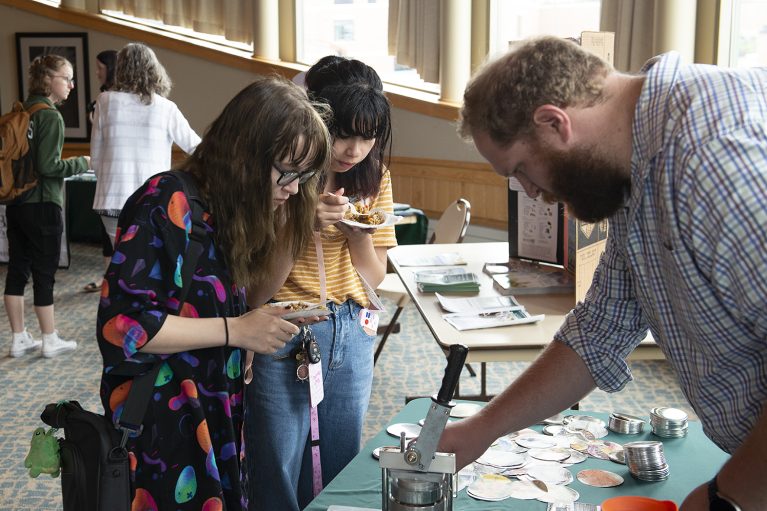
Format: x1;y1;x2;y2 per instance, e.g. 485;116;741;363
359;308;379;336
309;362;324;408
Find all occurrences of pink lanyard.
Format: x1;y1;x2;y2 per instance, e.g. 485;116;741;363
309;232;326;497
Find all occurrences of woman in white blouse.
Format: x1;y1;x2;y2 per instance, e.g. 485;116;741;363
90;42;200;246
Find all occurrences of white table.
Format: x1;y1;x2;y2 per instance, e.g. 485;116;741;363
388;242;662;399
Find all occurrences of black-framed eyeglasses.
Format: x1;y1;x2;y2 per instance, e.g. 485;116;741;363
52;75;75;85
274;164;318;186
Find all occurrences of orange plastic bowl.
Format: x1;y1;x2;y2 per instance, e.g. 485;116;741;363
602;496;678;511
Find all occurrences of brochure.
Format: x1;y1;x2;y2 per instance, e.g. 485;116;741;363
443;309;545;331
435;293;521;314
414;268;477;284
396;252;467;267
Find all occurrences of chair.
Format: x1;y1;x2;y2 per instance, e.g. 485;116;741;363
374;198;471;364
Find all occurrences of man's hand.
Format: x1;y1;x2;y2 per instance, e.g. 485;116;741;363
438;416;494;470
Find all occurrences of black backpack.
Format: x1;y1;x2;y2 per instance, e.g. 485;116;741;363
39;171;207;511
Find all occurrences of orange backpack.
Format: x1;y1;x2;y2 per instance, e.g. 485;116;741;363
0;101;52;204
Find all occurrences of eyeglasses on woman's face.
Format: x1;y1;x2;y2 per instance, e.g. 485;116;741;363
274;163;318;186
52;75;75;85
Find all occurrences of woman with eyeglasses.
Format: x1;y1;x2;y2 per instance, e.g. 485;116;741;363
4;54;90;359
97;75;331;509
90;42;200;249
245;57;396;511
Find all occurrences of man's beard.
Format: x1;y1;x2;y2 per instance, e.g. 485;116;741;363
537;143;631;223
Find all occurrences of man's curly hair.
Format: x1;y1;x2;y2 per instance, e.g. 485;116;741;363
460;36;612;146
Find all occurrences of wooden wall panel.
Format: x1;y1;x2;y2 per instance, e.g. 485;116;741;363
388;156;508;229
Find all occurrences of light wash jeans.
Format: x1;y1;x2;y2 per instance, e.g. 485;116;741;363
245;300;376;511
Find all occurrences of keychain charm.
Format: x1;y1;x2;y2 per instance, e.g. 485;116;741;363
293;344;309;382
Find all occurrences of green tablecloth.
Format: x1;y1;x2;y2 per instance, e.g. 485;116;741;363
306;399;729;510
394;207;428;245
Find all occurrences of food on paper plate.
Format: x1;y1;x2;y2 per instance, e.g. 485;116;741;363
344;203;386;226
266;301;330;320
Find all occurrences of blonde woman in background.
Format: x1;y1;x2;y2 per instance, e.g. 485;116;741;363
4;55;90;358
90;42;200;249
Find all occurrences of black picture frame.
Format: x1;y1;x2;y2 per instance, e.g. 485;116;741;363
15;32;91;142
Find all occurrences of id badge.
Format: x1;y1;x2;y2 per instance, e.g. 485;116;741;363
359;308;380;336
308;362;324;408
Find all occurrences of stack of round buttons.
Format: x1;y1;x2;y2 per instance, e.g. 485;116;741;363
624;441;670;481
608;412;646;434
650;407;689;438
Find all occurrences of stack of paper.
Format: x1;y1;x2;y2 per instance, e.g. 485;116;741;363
434;292;544;331
414;268;480;293
396;252;467;267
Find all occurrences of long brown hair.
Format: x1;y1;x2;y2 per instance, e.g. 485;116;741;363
181;76;331;290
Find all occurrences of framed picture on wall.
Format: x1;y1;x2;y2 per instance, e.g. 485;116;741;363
15;32;91;141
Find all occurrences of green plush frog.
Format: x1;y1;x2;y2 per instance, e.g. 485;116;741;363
24;427;60;478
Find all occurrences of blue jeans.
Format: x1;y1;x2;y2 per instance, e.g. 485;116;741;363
245;300;376;511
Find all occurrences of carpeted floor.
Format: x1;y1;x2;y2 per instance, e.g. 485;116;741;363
0;242;695;510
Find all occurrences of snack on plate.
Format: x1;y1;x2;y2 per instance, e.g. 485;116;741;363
283;301;314;311
344;203;386;226
357;210;386;225
267;301;330;320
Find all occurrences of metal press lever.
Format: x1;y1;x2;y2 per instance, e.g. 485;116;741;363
405;344;469;471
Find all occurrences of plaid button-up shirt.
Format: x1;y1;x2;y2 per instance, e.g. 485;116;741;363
556;52;767;453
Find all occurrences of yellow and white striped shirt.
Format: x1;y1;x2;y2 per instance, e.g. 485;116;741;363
275;168;398;307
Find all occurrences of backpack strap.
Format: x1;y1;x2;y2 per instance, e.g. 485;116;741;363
24;102;54;203
25;102;53;116
115;170;207;438
167;170;207;307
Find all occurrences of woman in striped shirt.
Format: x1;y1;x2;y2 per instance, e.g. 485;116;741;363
245;57;396;511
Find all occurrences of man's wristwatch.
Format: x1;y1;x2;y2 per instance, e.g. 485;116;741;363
708;476;742;511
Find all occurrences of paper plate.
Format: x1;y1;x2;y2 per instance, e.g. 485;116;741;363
515;433;557;449
451;402;483;418
577;468;625;488
268;301;331;320
386;422;421;440
476;448;526;468
340;209;402;229
371;446;397;460
526;465;573;485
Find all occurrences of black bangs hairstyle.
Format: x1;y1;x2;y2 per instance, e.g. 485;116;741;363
306;57;392;199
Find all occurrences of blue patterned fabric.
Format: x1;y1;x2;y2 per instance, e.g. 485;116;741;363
556;53;767;454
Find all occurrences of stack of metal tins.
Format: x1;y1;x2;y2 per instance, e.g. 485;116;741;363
624;441;670;481
650;407;689;437
608;412;645;434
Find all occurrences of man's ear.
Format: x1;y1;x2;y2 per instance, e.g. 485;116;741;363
532;105;572;145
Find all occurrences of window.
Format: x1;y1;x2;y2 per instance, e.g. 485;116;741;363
100;8;253;52
296;0;437;93
727;0;767;67
489;0;601;57
334;20;355;41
